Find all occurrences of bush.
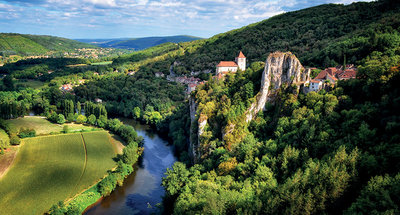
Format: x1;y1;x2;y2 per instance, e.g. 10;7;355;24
10;135;21;145
18;128;36;138
63;125;69;133
76;115;87;124
87;114;96;125
97;173;117;196
122;142;139;165
56;114;65;124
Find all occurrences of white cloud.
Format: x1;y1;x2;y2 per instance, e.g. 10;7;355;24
0;0;376;38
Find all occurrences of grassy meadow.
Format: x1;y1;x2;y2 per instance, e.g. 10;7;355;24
7;116;92;135
90;61;112;65
0;131;117;215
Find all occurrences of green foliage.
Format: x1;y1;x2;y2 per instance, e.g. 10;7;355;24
163;3;400;212
87;114;97;125
63;125;69;133
18;127;36;138
121;142;139;165
345;173;400;215
0;33;95;56
9;135;20;145
56;114;65;124
76;114;87;124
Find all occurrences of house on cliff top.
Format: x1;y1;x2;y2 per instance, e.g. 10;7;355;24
216;51;246;76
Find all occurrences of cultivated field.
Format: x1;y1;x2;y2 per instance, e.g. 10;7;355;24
7;116;92;135
91;61;112;65
0;131;117;215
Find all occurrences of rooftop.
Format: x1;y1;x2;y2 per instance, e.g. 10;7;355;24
217;61;238;67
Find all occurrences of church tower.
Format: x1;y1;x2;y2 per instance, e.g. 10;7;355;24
236;51;246;71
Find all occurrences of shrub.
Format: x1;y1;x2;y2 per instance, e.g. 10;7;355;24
63;125;69;133
56;114;65;124
18;128;36;138
10;135;21;145
87;114;96;125
97;173;117;196
76;115;87;124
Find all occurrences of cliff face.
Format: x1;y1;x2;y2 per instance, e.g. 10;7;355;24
189;51;310;163
245;52;310;122
189;97;203;163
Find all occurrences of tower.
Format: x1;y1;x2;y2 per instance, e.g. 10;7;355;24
236;51;246;71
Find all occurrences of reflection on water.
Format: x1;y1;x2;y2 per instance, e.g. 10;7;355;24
85;118;177;215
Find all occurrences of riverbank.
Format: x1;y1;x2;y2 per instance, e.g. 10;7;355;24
84;118;177;215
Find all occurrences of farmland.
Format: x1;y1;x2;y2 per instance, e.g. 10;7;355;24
0;131;117;215
90;61;112;65
7;116;92;135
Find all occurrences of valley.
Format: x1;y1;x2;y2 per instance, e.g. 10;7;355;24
0;0;399;214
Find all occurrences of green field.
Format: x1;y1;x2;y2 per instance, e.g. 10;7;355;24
0;131;117;215
90;61;112;65
15;79;45;89
7;116;91;135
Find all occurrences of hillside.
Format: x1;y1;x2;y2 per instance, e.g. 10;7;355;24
76;35;202;50
161;1;400;213
112;0;400;75
0;33;96;56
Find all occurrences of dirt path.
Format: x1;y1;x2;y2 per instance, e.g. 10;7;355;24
70;133;88;196
0;146;19;179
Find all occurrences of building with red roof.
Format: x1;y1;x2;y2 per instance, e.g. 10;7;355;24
216;52;246;76
338;69;357;80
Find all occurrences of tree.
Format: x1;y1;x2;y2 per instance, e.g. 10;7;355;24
76;101;81;114
56;114;65;124
63;125;69;133
88;114;96;125
76;114;87;124
66;113;74;122
133;107;141;119
97;115;108;128
121;142;139;165
2;75;14;91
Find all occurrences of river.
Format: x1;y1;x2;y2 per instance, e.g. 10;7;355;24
85;119;177;215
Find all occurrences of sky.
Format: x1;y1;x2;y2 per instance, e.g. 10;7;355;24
0;0;374;39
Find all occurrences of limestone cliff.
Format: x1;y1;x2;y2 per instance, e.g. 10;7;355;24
189;51;310;163
245;51;310;122
189;96;203;162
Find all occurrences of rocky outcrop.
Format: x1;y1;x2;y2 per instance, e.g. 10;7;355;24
189;51;310;163
189;96;204;163
245;52;310;122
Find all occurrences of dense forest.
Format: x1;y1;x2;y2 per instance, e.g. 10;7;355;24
0;33;95;56
161;1;400;214
109;0;400;77
0;0;399;214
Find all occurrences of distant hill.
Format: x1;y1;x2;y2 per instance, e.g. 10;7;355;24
113;0;400;73
0;33;96;56
76;35;202;50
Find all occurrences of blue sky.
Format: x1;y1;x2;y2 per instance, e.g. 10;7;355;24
0;0;373;39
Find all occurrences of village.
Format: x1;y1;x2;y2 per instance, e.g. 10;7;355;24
165;51;357;94
58;51;357;97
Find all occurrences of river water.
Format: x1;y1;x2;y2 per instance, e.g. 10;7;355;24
85;119;177;215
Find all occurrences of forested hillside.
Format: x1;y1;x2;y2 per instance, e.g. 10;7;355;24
0;33;95;56
76;35;202;50
111;0;400;75
161;0;400;214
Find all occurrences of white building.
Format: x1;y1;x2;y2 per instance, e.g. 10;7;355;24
309;80;322;91
216;51;246;76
